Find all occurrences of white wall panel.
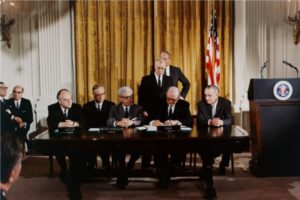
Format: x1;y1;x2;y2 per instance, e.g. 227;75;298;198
0;1;74;133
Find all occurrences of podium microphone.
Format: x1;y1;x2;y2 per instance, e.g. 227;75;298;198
282;60;299;78
260;60;269;78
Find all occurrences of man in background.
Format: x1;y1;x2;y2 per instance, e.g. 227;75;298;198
7;85;33;145
160;51;190;99
197;85;233;174
138;58;174;124
0;133;23;200
83;84;115;170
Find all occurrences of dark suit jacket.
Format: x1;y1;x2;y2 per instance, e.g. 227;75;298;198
138;74;174;122
107;103;144;127
167;65;190;99
0;99;13;133
197;97;233;126
47;102;82;133
7;98;33;139
82;100;115;128
157;99;193;127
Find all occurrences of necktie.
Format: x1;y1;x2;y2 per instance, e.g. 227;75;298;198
158;76;161;87
64;109;68;119
16;101;20;109
97;104;101;111
168;106;173;119
125;107;129;118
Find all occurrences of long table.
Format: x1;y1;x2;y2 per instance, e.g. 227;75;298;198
31;125;249;199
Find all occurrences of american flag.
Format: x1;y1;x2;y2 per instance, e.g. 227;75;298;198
205;10;220;86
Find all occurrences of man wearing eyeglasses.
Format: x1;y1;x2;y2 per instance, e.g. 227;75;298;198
107;86;144;189
7;85;33;145
82;84;115;170
151;86;193;181
151;86;193;128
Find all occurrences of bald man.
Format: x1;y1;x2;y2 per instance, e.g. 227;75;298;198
152;86;193;127
47;89;82;183
151;86;193;172
7;85;33;143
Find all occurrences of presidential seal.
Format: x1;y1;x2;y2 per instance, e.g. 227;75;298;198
273;81;293;100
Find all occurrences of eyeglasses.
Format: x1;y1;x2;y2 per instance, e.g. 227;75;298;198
121;95;132;99
13;91;22;94
0;87;8;90
94;92;105;96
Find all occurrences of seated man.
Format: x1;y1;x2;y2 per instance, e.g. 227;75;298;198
197;85;233;175
0;133;23;200
47;89;82;182
151;86;193;171
83;84;115;170
107;86;143;189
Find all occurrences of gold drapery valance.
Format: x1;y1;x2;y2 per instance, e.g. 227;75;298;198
75;0;233;113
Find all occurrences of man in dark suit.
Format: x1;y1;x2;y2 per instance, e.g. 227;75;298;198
47;89;82;182
197;85;233;175
0;82;13;133
160;51;190;99
83;84;115;169
7;85;33;145
151;86;193;184
138;58;174;123
107;86;144;189
152;86;193;128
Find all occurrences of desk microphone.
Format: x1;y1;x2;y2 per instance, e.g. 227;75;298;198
282;60;299;78
260;60;269;78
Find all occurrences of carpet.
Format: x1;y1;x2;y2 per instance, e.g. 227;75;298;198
7;153;300;200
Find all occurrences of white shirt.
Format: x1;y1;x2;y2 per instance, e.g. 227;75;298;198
122;105;130;113
211;101;218;118
14;100;21;108
154;73;162;86
168;105;175;115
95;102;102;110
60;106;69;117
0;97;3;102
165;65;170;76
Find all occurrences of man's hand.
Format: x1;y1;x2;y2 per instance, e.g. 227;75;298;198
152;120;163;127
211;118;223;127
163;120;179;126
143;111;148;117
18;122;25;128
13;116;23;124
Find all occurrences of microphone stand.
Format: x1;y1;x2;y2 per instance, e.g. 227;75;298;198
282;60;299;78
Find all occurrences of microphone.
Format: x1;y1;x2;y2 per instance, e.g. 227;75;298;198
260;60;269;78
282;60;299;78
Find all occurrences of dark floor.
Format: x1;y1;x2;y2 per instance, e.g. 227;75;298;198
7;153;300;200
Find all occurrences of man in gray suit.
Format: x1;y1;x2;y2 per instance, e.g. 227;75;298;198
160;51;190;99
107;86;143;189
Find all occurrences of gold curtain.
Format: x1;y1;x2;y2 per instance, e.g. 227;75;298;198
75;0;233;114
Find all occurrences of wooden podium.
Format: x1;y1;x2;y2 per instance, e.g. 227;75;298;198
248;78;300;176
